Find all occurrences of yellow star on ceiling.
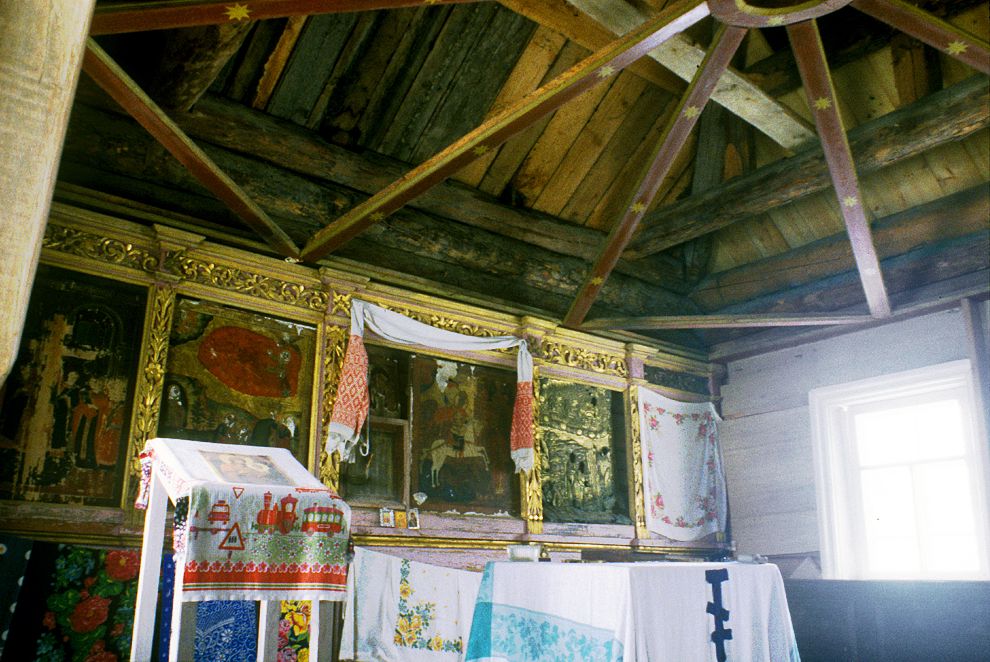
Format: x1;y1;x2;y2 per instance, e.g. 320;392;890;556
424;0;441;4
683;105;700;118
369;211;386;222
814;96;832;110
843;195;858;208
589;276;604;286
947;40;968;55
597;65;616;79
473;144;490;156
767;16;785;26
630;201;647;214
225;3;251;21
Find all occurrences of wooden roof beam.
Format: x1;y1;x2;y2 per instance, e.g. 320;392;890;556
853;0;990;75
627;74;989;259
90;0;487;35
788;19;890;318
581;314;873;330
82;39;300;258
563;24;747;327
565;0;815;150
299;0;711;262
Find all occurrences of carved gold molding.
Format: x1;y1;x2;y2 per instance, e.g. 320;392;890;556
43;223;158;273
318;324;349;492
378;302;503;339
522;372;544;534
627;385;649;539
122;283;176;506
537;338;629;378
163;254;334;314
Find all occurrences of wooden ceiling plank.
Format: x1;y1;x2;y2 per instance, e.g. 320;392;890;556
377;4;498;162
628;74;990;258
454;25;568;187
90;0;487;35
81;39;300;258
562;24;747;328
509;73;614;207
560;85;672;223
410;5;537;164
581;314;874;330
251;15;308;109
534;72;648;215
566;0;815;150
318;8;416;144
788;19;891;318
694;183;990;311
478;40;588;196
306;11;380;129
497;0;686;93
299;0;711;261
852;0;990;75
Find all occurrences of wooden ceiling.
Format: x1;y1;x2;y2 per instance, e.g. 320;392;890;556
56;0;990;353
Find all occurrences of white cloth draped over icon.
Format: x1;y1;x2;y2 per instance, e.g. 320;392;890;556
637;388;727;541
325;299;535;472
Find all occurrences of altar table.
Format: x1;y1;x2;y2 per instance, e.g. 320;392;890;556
466;561;800;662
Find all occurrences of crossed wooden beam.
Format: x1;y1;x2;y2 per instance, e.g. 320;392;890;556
84;0;989;330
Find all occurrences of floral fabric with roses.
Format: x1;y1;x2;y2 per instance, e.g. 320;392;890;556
36;545;140;662
638;388;727;541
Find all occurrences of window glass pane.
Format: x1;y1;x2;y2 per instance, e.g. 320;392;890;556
861;466;917;537
855;399;964;466
917;459;976;535
867;536;920;576
926;535;980;574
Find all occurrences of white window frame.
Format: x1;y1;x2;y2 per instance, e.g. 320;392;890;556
809;360;990;580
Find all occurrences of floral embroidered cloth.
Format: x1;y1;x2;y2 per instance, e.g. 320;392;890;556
135;438;351;603
466;562;631;662
341;547;482;661
638;389;727;541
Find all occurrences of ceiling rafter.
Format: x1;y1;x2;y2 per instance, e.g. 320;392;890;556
788;19;891;318
565;0;816;150
81;39;301;258
90;0;487;35
580;314;874;330
852;0;990;75
563;24;748;328
299;0;711;262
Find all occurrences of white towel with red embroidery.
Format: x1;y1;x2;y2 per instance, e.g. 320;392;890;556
326;299;534;472
638;389;727;541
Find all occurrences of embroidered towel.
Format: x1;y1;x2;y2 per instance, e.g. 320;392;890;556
326;299;535;472
466;561;631;662
341;547;482;661
627;562;800;662
178;483;350;602
638;389;727;540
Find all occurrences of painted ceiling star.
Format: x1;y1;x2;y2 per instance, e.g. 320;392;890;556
224;3;251;21
630;201;647;214
843;195;858;208
814;96;832;111
369;211;386;222
683;105;700;119
472;145;490;156
597;65;616;79
589;276;605;286
767;16;785;26
947;40;969;56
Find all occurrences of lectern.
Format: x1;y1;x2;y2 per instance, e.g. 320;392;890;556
131;438;350;661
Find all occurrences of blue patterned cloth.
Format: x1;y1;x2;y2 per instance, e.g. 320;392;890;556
466;563;624;662
158;553;258;662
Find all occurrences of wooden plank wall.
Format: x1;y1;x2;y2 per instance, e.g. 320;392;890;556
718;304;987;557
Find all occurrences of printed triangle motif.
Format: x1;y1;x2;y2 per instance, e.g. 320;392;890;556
219;522;246;551
232;486;244;498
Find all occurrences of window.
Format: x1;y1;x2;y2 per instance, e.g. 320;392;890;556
810;361;990;580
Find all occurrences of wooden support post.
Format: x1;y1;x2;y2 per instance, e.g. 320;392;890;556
0;0;95;384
